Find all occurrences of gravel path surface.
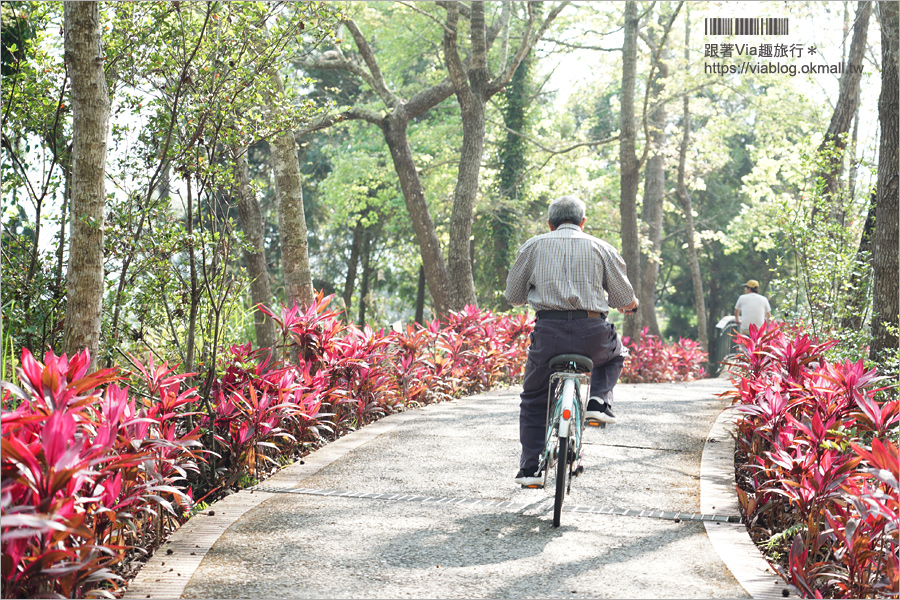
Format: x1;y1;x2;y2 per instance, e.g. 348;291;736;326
166;378;753;599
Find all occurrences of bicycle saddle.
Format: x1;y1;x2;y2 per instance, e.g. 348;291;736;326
548;354;593;373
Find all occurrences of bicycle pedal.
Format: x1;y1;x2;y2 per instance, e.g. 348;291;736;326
521;484;544;489
574;465;584;477
586;419;607;429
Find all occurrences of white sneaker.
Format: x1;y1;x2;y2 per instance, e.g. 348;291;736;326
586;397;616;423
514;467;543;488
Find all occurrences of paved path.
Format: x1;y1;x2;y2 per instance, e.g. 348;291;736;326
125;379;796;599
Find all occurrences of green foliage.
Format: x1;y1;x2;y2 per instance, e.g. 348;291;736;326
189;500;210;517
1;2;39;77
763;523;806;561
763;139;874;360
303;122;423;324
0;302;17;387
1;214;66;355
86;1;345;377
1;2;69;364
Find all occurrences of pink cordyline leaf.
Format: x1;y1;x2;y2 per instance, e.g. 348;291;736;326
850;438;899;490
41;410;77;468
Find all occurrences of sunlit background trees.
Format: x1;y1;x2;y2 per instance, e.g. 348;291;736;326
3;1;896;375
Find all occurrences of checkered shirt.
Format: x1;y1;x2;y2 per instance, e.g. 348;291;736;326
504;223;636;313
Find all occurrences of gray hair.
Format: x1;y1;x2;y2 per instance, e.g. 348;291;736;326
548;195;586;227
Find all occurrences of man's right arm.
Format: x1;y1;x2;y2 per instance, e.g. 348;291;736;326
601;246;637;310
504;244;532;306
619;298;639;313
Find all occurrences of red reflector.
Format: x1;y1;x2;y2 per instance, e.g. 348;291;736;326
562;409;571;420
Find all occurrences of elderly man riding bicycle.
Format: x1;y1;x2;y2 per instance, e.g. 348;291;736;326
504;195;639;487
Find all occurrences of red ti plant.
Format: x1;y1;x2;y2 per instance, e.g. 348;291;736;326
0;303;537;598
212;384;299;483
324;325;400;435
393;323;437;406
439;305;532;394
726;321;898;599
261;292;344;367
205;344;314;487
620;327;707;383
2;349;200;598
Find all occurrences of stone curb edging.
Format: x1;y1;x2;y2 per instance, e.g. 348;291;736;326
700;408;801;600
122;402;437;599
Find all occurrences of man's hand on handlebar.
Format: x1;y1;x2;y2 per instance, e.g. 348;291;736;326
617;299;639;314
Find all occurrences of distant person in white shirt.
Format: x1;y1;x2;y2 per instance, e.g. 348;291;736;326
734;279;771;334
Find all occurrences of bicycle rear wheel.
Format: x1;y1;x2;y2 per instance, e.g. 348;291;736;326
553;434;569;527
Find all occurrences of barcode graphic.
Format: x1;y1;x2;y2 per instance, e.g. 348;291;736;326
704;18;789;36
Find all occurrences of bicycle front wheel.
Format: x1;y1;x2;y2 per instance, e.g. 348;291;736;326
553;434;569;528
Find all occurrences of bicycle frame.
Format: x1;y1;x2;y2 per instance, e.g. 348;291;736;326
539;369;591;488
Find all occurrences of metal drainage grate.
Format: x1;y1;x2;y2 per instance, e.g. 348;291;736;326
251;485;743;524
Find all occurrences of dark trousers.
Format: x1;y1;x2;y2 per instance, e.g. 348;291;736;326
519;316;624;470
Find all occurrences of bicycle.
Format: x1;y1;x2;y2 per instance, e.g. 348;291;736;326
536;353;597;528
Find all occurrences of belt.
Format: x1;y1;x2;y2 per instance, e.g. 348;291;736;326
536;310;606;320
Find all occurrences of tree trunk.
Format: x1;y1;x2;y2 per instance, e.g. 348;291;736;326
444;2;488;310
415;265;426;324
639;14;670;337
619;1;643;340
184;177;200;377
493;11;535;312
270;70;314;309
343;221;363;318
382;115;451;316
676;11;708;356
870;0;899;362
357;228;371;326
234;147;277;351
814;0;872;219
62;1;109;369
54;155;71;303
841;191;876;330
446;103;484;309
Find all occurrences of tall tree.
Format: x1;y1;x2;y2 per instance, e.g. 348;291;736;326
675;8;708;355
619;1;642;340
638;7;671;337
491;5;536;311
618;1;681;340
871;0;899;362
270;70;315;308
62;1;109;368
443;2;568;308
234;146;277;351
814;0;872;219
299;2;569;315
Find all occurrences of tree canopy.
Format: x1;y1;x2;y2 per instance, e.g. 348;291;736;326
2;0;896;377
